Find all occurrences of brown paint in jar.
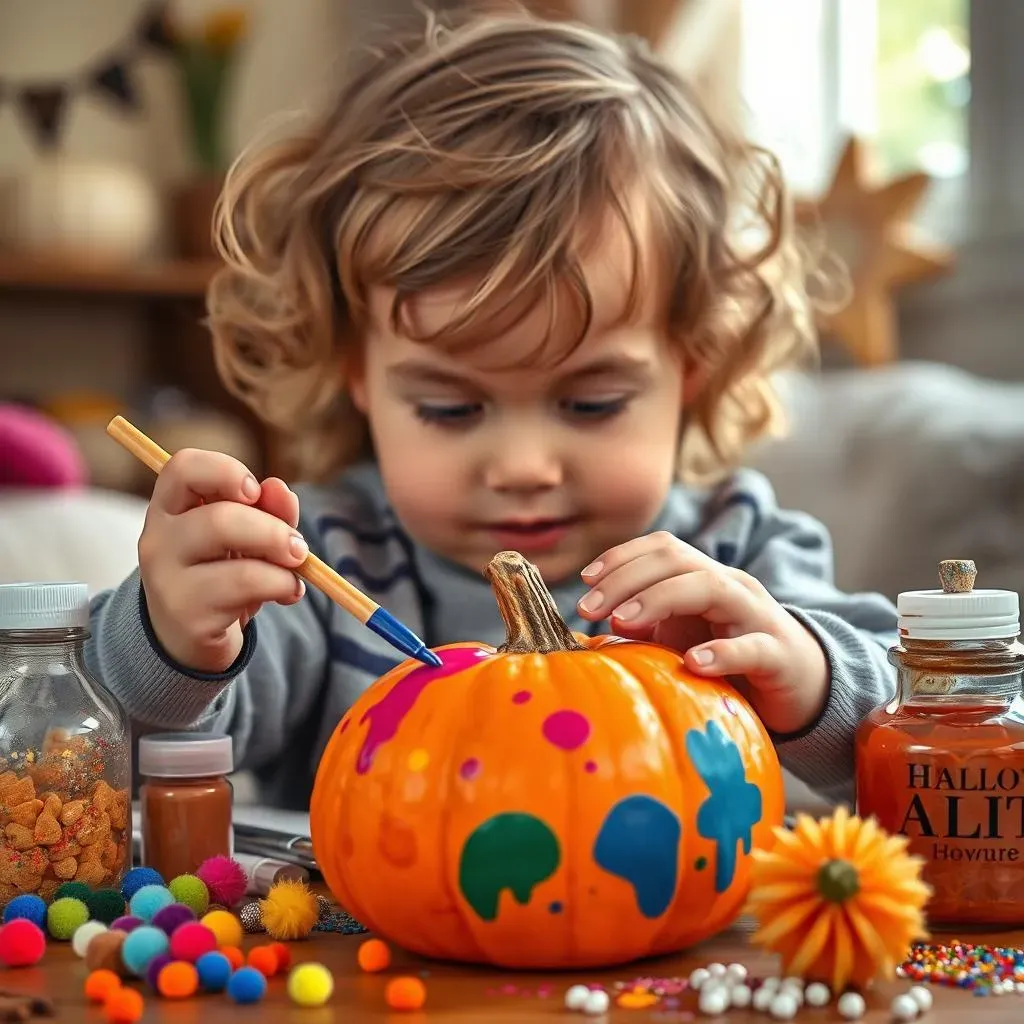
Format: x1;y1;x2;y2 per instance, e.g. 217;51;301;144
139;733;234;880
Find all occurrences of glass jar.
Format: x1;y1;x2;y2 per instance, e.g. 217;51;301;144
855;559;1024;926
139;733;234;881
0;582;132;906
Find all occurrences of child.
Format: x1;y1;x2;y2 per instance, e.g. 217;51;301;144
87;7;897;809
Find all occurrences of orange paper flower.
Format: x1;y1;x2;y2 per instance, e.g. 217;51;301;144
745;806;930;992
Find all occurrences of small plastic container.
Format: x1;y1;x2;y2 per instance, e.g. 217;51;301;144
138;732;234;881
0;582;132;905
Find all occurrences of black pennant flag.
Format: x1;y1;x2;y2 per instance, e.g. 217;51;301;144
92;61;139;110
138;0;175;53
17;87;68;148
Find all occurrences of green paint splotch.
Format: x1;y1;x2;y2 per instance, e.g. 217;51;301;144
458;813;560;922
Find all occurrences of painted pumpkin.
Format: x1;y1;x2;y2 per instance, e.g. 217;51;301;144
310;550;785;969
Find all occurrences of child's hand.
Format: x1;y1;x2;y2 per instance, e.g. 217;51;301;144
138;449;309;674
577;532;828;735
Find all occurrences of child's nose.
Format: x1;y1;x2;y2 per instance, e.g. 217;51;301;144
484;441;564;493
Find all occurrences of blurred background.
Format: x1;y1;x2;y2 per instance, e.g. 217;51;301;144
0;0;1020;609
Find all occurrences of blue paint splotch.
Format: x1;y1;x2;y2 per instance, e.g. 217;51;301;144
685;720;763;893
592;795;680;918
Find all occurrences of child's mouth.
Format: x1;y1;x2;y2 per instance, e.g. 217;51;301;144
485;518;579;553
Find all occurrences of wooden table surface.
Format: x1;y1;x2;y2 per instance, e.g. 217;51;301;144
12;916;1022;1022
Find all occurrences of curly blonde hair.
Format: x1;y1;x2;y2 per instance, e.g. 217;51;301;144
209;4;819;484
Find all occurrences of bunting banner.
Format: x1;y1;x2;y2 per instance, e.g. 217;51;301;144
2;0;175;149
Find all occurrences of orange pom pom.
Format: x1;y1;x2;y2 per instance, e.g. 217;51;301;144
157;961;199;999
247;944;279;978
84;969;122;1004
357;938;391;973
269;941;291;971
385;976;426;1011
104;987;144;1023
220;945;245;970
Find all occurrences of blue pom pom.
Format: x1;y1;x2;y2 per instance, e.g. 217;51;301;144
121;924;170;977
121;867;164;901
195;950;233;992
2;895;46;929
129;884;174;923
227;966;267;1004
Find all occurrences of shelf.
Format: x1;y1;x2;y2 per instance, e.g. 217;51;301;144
0;253;219;299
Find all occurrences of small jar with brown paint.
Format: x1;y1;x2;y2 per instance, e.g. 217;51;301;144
139;733;233;881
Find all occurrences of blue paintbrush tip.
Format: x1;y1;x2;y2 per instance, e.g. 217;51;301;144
366;607;442;668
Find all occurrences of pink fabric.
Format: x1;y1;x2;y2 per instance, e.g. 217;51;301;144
0;404;87;489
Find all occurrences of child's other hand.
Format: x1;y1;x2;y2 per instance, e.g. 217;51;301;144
576;532;828;735
138;449;309;674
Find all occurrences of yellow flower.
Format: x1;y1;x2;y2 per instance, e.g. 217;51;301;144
745;806;931;992
203;7;248;53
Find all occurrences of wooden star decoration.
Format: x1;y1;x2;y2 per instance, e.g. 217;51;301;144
795;136;954;366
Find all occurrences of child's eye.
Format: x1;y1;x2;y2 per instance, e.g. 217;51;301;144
561;397;630;420
414;403;482;426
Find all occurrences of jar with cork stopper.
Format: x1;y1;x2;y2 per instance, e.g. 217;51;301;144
855;559;1024;925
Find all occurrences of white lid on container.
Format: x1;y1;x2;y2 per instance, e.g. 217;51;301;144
0;582;89;630
898;559;1020;640
138;732;234;778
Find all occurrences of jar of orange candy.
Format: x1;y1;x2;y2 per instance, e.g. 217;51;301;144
856;559;1024;925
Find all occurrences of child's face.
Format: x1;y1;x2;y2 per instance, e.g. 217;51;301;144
351;219;689;583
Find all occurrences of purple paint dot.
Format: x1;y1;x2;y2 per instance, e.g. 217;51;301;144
548;900;563;913
542;709;590;750
459;757;481;781
723;696;738;716
584;760;597;773
511;690;532;704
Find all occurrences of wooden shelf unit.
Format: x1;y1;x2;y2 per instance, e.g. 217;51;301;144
0;254;219;298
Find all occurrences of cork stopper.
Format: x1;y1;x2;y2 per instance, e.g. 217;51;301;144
938;559;977;594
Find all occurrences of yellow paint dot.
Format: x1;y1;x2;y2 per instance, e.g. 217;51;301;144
407;749;430;772
617;991;658;1009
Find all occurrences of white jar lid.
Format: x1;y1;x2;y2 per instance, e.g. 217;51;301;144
0;582;89;630
138;732;234;778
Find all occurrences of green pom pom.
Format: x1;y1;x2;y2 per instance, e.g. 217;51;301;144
52;881;91;904
168;874;210;916
84;887;126;924
46;896;89;940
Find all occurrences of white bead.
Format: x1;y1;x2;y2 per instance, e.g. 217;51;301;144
782;976;804;990
752;987;775;1011
1016;981;1024;994
71;920;108;958
760;976;781;992
769;992;799;1020
890;993;919;1021
726;962;748;983
582;989;610;1016
993;983;1005;997
837;991;867;1020
689;967;710;990
707;962;727;978
564;984;590;1010
698;985;731;1015
780;982;804;1005
804;982;831;1007
730;984;752;1008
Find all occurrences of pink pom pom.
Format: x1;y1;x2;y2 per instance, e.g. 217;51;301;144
168;922;218;963
195;857;247;908
0;919;46;966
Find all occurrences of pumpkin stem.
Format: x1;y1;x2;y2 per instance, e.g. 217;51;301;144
816;859;861;903
484;551;587;654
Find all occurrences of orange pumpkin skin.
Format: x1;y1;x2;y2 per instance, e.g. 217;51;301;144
309;558;785;969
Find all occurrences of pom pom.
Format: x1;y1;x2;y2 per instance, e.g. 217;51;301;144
54;881;92;903
169;922;217;963
195;856;247;908
358;938;391;973
238;900;264;934
158;960;199;999
227;965;268;1004
46;896;89;939
120;867;164;901
199;909;243;948
85;930;127;976
168;874;210;916
151;903;195;936
386;976;427;1011
2;894;46;928
121;924;170;977
219;945;244;970
104;987;144;1023
260;879;318;940
110;916;143;933
0;918;46;967
84;968;122;1004
288;962;334;1007
129;885;174;923
145;952;174;991
72;920;108;958
269;941;291;971
246;944;279;978
85;888;127;925
195;950;232;992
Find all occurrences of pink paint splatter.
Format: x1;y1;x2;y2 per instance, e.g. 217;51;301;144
459;757;481;781
512;690;532;704
355;647;489;774
584;760;597;773
542;710;590;750
340;718;349;733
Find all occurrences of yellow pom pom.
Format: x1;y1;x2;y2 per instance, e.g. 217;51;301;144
259;880;319;941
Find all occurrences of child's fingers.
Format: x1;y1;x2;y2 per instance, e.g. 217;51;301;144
190;559;305;615
153;448;262;515
256;477;300;530
178;502;309;567
606;570;756;629
684;632;784;679
581;531;719;586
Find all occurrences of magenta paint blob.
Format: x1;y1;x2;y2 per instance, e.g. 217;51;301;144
542;709;590;751
459;757;481;781
511;690;532;704
584;760;597;773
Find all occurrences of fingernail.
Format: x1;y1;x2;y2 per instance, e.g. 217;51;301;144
295;576;306;597
613;599;641;621
581;560;603;578
289;533;309;560
691;647;714;666
242;475;260;500
578;590;603;613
